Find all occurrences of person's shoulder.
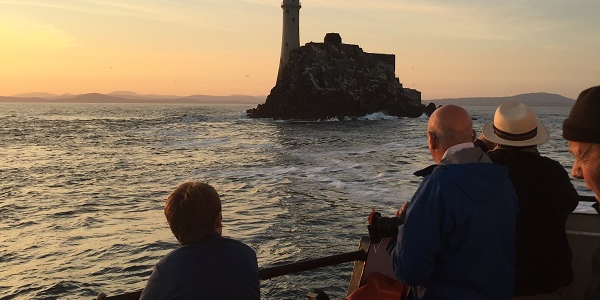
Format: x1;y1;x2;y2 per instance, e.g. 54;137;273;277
486;148;521;159
218;236;250;245
538;154;563;165
420;163;515;205
154;244;188;265
174;236;257;261
436;160;505;173
488;148;546;164
432;161;510;189
414;164;437;177
529;154;569;174
216;236;256;253
486;148;502;157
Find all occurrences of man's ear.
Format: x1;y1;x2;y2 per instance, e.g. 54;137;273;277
471;129;477;141
428;131;437;150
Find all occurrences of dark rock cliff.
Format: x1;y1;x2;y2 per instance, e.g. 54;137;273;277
247;38;428;120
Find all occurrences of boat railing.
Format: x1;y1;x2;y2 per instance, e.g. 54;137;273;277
95;246;368;300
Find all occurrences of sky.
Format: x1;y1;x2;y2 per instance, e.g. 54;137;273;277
1;0;599;100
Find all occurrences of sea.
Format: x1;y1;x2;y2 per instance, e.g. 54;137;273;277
0;102;595;300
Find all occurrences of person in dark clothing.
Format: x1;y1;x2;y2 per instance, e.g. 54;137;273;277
474;132;496;153
481;101;579;299
140;181;260;300
563;85;600;202
563;85;600;300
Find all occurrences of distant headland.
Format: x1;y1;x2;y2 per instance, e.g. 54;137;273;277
0;92;265;105
0;91;574;108
425;92;575;107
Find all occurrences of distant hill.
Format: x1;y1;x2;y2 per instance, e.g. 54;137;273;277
424;92;575;107
0;92;265;105
2;91;575;107
108;91;180;100
13;92;62;98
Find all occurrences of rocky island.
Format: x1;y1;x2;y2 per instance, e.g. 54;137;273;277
247;33;434;120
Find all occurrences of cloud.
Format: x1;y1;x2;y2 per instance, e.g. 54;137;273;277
0;0;184;24
306;0;577;43
0;14;77;52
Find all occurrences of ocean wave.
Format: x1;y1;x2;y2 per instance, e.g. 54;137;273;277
0;104;588;300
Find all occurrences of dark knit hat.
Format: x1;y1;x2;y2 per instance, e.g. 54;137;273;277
563;85;600;143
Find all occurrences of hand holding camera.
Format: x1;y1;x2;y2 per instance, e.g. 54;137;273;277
367;202;408;243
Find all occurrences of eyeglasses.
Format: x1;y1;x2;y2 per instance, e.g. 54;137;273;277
574;143;593;162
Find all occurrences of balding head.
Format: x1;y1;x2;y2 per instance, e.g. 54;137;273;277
427;105;475;163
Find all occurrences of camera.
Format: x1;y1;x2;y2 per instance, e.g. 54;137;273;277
367;211;405;243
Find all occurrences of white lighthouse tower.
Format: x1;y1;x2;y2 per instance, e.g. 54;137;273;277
277;0;301;82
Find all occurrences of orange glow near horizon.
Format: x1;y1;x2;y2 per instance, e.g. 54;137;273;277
1;1;599;100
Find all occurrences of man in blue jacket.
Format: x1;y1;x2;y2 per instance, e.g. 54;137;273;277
388;105;518;300
140;181;260;300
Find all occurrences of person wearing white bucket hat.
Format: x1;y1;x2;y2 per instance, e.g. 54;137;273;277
482;101;550;147
481;101;579;299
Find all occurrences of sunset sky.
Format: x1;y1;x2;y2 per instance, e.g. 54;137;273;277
1;0;599;100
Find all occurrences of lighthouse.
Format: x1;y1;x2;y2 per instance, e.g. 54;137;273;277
277;0;301;82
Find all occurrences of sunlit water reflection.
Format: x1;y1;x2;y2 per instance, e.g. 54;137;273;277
0;103;592;300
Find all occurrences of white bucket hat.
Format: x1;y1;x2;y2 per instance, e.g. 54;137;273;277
482;101;549;147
